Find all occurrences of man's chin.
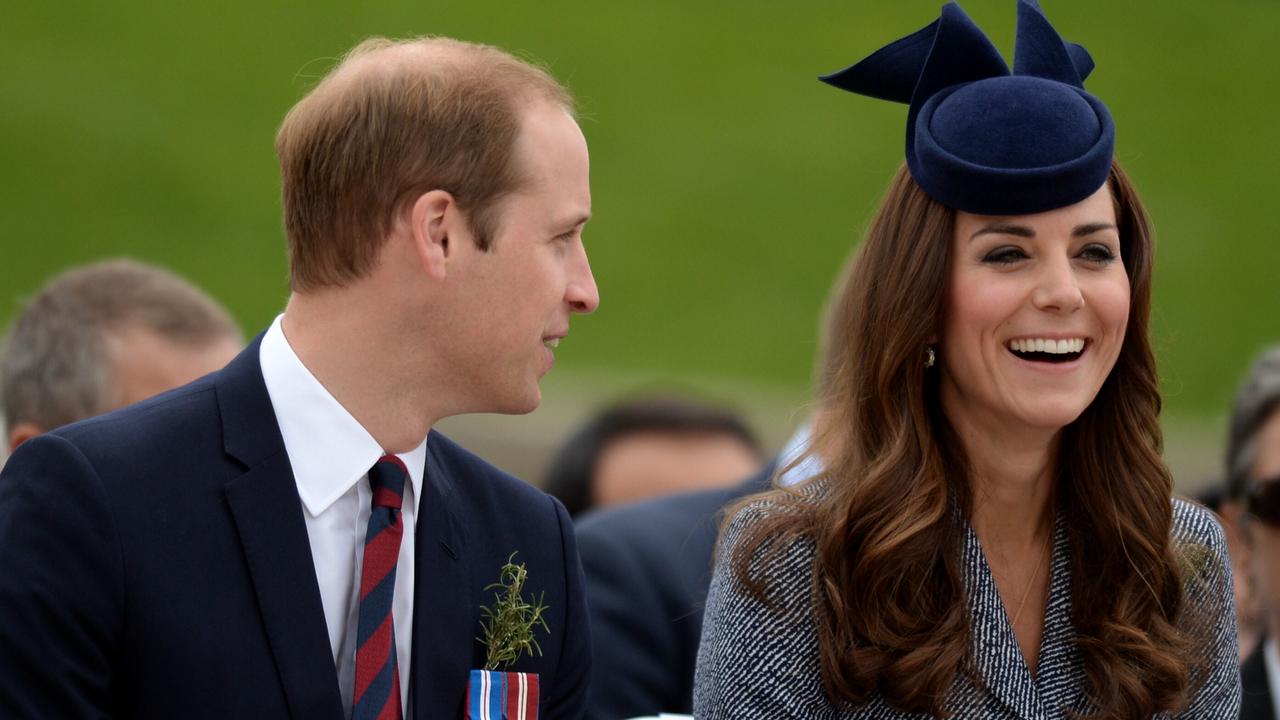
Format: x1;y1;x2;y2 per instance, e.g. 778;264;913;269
492;385;542;416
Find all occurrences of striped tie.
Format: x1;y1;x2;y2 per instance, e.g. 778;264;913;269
353;454;407;720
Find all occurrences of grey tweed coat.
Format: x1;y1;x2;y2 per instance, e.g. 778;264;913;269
694;497;1240;719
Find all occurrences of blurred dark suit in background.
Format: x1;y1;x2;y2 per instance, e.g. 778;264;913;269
576;462;774;718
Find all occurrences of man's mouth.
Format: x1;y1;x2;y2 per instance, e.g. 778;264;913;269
1006;337;1086;364
543;338;561;349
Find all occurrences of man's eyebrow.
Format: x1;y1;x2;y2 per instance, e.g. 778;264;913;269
559;213;591;230
970;223;1034;241
558;211;591;228
1072;222;1117;237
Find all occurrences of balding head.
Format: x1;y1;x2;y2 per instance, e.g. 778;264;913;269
275;36;575;292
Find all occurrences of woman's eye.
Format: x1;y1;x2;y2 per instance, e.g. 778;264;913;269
1079;244;1117;263
982;247;1028;265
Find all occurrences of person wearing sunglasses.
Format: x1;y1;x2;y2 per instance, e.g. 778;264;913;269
1230;346;1280;720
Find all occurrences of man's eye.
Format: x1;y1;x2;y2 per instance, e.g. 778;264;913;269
982;247;1028;264
1079;244;1117;264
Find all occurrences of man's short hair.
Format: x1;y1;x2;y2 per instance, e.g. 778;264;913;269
1;259;240;432
543;396;762;517
1227;345;1280;499
275;36;575;292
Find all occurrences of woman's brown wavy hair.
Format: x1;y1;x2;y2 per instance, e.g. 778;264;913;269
731;162;1202;718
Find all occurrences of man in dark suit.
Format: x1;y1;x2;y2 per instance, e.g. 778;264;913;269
1240;471;1280;720
575;256;854;718
1240;643;1274;720
0;36;598;719
575;462;774;717
1228;346;1280;720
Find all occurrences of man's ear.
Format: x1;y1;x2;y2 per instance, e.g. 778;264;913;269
8;422;43;454
408;190;457;280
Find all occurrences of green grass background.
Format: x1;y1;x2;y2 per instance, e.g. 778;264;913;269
3;1;1277;476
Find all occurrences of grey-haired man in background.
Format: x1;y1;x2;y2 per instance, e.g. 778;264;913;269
1;259;242;456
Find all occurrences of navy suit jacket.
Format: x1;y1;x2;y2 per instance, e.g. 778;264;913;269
574;463;773;719
0;338;590;719
1240;641;1275;720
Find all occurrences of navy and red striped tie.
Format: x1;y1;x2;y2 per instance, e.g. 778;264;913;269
353;454;408;720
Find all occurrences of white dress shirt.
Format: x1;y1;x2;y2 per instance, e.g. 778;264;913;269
260;315;426;717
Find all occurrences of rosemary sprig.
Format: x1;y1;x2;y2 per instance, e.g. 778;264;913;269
479;552;550;671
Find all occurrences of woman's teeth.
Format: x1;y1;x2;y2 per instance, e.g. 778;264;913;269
1007;338;1085;354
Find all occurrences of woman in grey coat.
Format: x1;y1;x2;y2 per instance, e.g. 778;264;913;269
694;2;1240;718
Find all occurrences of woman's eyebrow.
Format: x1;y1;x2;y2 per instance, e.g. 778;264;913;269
970;223;1035;241
1072;222;1118;237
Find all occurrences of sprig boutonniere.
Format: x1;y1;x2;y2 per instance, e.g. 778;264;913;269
479;552;550;670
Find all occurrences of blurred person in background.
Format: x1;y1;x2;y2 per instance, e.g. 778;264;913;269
544;395;764;518
574;254;854;719
1227;346;1280;719
1;259;242;455
1198;479;1261;663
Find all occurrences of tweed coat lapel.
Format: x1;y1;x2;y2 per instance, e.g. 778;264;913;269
1030;516;1088;712
962;514;1072;719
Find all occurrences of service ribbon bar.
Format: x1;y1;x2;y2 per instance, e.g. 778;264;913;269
466;669;539;720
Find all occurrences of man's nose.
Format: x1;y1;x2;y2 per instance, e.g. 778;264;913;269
567;245;599;314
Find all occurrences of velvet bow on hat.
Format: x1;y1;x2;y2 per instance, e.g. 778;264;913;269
822;0;1114;216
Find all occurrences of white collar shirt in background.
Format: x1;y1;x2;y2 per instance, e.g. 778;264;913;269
260;314;426;718
777;423;823;487
1264;636;1280;719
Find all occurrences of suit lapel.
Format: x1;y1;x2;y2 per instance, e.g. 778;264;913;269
217;337;345;720
410;434;474;718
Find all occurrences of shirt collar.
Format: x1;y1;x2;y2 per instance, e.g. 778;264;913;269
777;422;824;487
259;314;426;517
1265;636;1280;712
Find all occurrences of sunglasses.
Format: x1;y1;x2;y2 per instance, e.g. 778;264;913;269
1246;475;1280;526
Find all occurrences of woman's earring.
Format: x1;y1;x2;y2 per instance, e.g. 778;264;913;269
925;346;936;368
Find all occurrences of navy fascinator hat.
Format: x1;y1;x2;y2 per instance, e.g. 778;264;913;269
821;0;1114;216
